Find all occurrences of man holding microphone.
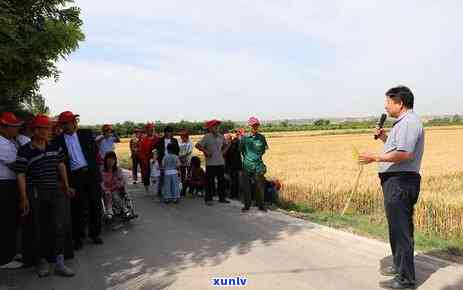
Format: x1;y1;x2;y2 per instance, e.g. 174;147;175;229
359;86;424;290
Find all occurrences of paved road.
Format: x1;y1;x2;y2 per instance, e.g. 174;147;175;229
1;183;462;290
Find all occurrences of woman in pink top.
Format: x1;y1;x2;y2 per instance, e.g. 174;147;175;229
101;151;127;219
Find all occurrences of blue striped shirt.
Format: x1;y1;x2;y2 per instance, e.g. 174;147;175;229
13;141;65;191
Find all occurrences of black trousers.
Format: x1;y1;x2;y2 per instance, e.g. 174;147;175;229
205;165;226;202
180;166;189;196
380;173;421;282
241;171;265;209
131;156;140;181
229;169;241;199
0;180;18;265
22;188;66;266
70;169;102;241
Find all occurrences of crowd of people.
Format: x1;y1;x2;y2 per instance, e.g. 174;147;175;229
0;110;277;279
129;117;278;211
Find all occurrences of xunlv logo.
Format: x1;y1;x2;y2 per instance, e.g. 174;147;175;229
211;277;248;287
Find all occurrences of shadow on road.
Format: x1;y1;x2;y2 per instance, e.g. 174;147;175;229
0;186;309;290
379;253;452;288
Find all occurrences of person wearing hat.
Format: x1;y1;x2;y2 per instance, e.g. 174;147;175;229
240;117;269;212
138;123;160;193
359;86;424;290
95;124;120;160
55;111;104;250
195;119;230;205
129;129;143;184
13;114;75;277
0;112;24;270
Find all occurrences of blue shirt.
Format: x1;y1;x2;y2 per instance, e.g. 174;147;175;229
379;111;425;173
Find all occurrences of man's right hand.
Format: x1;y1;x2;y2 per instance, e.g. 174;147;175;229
19;198;30;216
374;127;387;142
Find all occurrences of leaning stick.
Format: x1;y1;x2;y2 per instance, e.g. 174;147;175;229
341;166;364;216
342;146;364;216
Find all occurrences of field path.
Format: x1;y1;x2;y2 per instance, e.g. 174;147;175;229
1;182;462;290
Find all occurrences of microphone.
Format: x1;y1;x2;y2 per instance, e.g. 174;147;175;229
374;113;387;140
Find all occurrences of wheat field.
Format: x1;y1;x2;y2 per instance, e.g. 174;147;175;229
116;126;463;238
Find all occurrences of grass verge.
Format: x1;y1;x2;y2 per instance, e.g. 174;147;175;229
277;200;463;263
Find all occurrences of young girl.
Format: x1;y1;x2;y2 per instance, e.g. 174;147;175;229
162;143;181;203
150;149;161;197
101;151;127;219
186;156;206;197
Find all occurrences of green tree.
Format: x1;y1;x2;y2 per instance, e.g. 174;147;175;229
280;120;289;127
0;0;85;113
314;119;330;126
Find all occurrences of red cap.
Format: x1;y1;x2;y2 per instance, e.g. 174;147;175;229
248;116;260;126
145;122;155;130
0;112;23;127
204;119;221;129
58;111;80;124
30;114;52;128
102;124;113;131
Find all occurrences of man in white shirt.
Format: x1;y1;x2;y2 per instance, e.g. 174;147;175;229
0;112;24;270
55;111;103;250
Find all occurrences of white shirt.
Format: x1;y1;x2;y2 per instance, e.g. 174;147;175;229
16;134;31;146
164;138;171;152
0;135;18;180
150;159;161;178
64;133;88;171
96;135;117;158
179;141;193;166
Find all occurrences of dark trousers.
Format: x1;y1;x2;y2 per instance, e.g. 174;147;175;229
380;173;421;282
241;171;265;209
0;180;18;265
205;165;226;202
140;159;151;186
70;169;102;241
22;188;66;265
131;156;140;181
180;166;189;196
229;169;241;199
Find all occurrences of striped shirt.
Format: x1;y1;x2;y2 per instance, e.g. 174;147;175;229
13;141;65;191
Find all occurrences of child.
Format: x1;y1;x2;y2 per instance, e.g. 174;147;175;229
186;156;206;197
101;151;127;219
178;130;193;196
150;149;161;197
162;143;181;203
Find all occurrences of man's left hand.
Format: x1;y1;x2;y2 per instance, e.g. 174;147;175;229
359;152;380;165
64;186;76;198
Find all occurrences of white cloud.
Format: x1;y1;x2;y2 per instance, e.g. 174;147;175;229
41;0;463;124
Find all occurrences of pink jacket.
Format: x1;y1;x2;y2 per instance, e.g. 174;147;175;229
101;167;126;193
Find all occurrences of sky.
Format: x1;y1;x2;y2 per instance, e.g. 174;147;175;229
39;0;463;124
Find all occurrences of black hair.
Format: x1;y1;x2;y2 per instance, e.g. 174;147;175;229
164;126;174;133
103;151;118;173
385;85;414;109
190;156;201;168
166;142;176;154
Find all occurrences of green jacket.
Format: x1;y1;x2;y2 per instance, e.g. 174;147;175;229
239;133;268;174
